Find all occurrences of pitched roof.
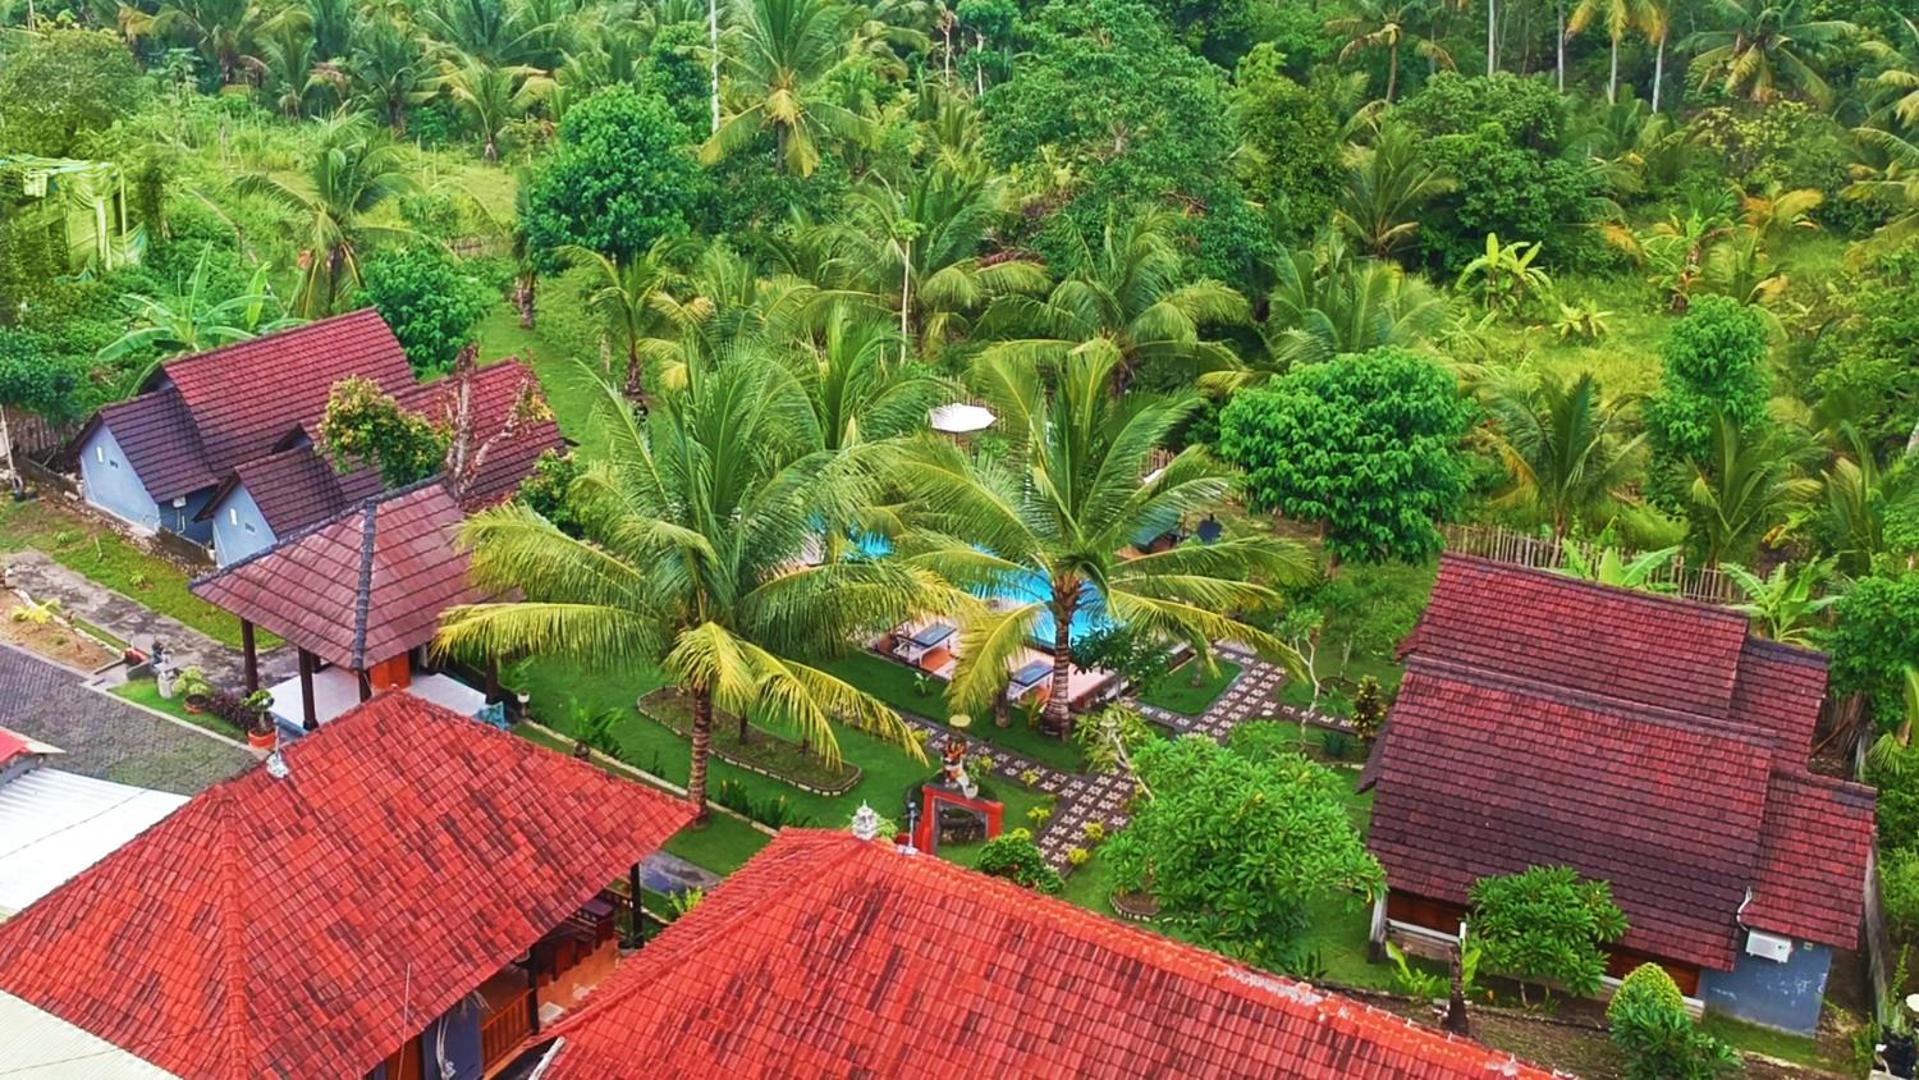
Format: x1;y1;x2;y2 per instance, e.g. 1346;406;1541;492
0;695;696;1080
1371;556;1874;969
0;767;187;920
404;360;565;509
198;443;385;536
540;830;1555;1080
0;991;181;1079
159;309;414;478
190;482;482;669
91;387;212;502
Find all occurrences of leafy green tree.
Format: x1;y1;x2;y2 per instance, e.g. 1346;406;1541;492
976;210;1247;391
1568;0;1657;104
235;113;418;317
1686;0;1856;108
897;345;1312;735
316;376;450;486
1106;733;1384;968
702;0;870;177
979;0;1259;282
1235;46;1343;237
355;247;493;376
437;353;931;818
1468;865;1628;1003
130;0;274;87
0;30;148;156
524;84;703;272
344;15;437;135
1824;571;1919;731
1219;346;1471;564
1647;295;1772;465
1455;233;1553;311
1483;371;1645;542
0;331;85;494
564;241;709;398
96;246;303;373
785;305;947;453
1607;964;1740;1080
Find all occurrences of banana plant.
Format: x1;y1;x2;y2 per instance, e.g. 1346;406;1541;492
1455;233;1553;312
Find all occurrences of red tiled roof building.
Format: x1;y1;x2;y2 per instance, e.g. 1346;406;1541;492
0;694;696;1080
533;829;1557;1079
1365;555;1874;1035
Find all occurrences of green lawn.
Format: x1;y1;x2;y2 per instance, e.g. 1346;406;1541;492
112;676;248;741
472;297;614;454
819;652;1089;773
1138;658;1242;716
0;499;276;651
513;655;1050;865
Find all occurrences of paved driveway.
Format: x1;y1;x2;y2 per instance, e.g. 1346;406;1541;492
0;644;255;795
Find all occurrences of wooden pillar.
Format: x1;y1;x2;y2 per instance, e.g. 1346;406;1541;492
357;670;372;703
625;863;645;949
297;649;318;732
240;620;258;694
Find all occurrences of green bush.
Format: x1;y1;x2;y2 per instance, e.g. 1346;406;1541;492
1607;962;1686;1023
976;829;1064;893
355;247;492;376
1882;848;1919;939
1609;993;1740;1080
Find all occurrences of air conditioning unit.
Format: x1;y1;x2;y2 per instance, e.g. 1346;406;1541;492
1745;930;1793;963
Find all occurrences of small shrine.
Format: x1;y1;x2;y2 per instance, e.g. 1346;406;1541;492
909;733;1005;853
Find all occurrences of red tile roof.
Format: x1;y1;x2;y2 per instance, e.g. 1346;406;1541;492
1371;556;1874;969
540;830;1556;1080
199;444;385;536
161;309;414;478
0;694;695;1080
404;359;565;509
91;387;212;502
190;482;482;670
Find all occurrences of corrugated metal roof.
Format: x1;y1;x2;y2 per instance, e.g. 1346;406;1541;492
0;769;186;920
0;990;181;1078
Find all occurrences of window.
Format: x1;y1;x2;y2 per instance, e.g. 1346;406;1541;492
229;508;239;526
94;445;105;464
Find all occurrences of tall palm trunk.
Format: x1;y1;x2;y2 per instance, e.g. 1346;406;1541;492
688;684;714;821
1607;35;1619;102
709;0;720;135
515;272;536;329
1556;1;1565;90
624;339;643;399
1042;587;1076;736
1486;0;1497;73
1386;40;1399;102
1652;33;1665;110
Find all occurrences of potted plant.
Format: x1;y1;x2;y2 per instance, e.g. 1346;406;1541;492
176;667;214;714
242;690;275;748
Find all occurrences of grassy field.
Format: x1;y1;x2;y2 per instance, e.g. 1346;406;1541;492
0;499;276;650
1138;657;1242;716
819;652;1088;773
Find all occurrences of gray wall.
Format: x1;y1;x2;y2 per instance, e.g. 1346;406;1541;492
209;483;276;566
78;424;162;533
1701;933;1832;1035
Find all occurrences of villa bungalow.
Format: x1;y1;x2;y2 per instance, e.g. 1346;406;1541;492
190;481;495;736
0;694;695;1080
1363;555;1876;1035
517;828;1555;1078
71;310;562;566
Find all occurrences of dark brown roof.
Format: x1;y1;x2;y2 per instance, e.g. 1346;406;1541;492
1369;556;1875;970
404;360;565;508
197;444;384;535
92;387;213;502
189;482;481;669
0;694;696;1080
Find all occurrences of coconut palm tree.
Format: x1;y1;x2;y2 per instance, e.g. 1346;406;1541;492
975;210;1248;389
437;352;934;818
130;0;273;86
233;113;417;317
1482;371;1646;543
785;304;949;453
1847;126;1919;243
1335;122;1458;260
894;344;1314;735
1568;0;1656;103
703;0;872;175
564;241;711;399
345;15;437;135
1325;0;1453;103
1256;238;1446;371
1685;0;1856;107
439;56;555;162
1817;427;1919;575
1686;416;1819;567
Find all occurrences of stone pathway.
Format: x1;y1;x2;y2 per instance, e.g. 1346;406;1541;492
900;643;1300;869
2;549;296;688
0;643;256;795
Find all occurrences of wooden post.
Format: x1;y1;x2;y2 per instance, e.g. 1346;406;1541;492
240;620;258;693
358;670;372;703
625;862;645;948
297;649;318;732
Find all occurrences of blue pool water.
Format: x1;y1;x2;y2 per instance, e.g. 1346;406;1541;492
849;532;1114;647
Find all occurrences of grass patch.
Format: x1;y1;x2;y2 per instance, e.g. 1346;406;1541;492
112;677;247;741
472;295;615;454
1699;1013;1844;1073
642;688;863;793
1138;658;1242;716
0;499;277;650
515;655;1049;865
818;651;1088;773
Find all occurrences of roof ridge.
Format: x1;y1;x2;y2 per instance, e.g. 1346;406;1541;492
160;309;383;380
190;475;451;587
1438;552;1749;625
212;785;252;1080
350;499;379;670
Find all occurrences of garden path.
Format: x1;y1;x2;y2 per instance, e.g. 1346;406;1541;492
3;550;296;688
908;644;1298;869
